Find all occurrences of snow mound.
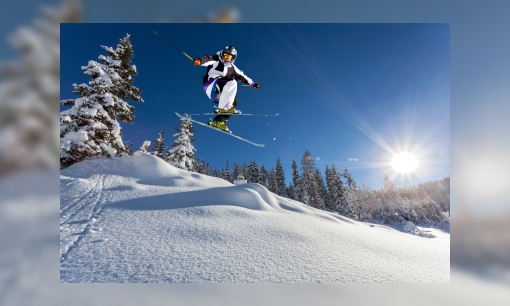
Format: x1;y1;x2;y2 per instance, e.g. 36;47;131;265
402;221;436;238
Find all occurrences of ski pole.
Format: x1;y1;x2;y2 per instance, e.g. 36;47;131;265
152;30;194;61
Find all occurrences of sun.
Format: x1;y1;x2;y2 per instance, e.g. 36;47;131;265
391;152;419;173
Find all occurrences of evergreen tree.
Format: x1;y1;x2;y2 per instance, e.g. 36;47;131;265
213;167;220;178
287;183;297;201
357;183;380;222
300;150;322;209
326;164;355;218
204;162;212;176
314;168;327;209
291;160;302;201
60;34;143;168
258;165;269;188
343;166;361;219
139;141;151;153
1;0;81;175
325;165;333;210
196;158;212;176
343;167;358;189
153;129;166;159
378;175;405;223
247;160;260;183
223;161;233;183
123;141;133;155
194;157;205;174
243;161;248;178
268;168;276;192
166;115;196;170
98;34;143;107
274;157;287;197
232;161;243;181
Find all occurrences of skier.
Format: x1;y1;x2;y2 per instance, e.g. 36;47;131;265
193;46;260;133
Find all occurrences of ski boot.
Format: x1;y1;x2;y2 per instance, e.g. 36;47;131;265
213;107;241;115
208;119;232;133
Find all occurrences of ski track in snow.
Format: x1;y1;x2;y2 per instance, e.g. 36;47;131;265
60;174;108;263
59;154;450;283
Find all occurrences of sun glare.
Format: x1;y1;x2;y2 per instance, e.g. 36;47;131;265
392;152;418;173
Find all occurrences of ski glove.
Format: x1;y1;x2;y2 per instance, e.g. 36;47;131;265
193;58;201;66
251;82;260;89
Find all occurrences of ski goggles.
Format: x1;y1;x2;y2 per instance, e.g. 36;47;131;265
222;53;233;61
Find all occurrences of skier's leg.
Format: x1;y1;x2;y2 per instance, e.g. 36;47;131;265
203;77;220;100
213;96;238;122
218;80;238;110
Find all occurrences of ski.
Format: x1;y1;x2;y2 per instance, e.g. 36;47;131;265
187;112;279;117
175;112;265;147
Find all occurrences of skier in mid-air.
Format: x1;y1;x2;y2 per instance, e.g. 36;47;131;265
193;46;260;133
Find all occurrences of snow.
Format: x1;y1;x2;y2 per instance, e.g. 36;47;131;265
60;153;449;283
60;130;88;150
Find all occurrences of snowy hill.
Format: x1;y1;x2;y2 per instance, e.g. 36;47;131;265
60;153;449;283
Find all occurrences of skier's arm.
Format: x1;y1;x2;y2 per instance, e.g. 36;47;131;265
194;54;220;66
232;65;253;85
233;65;260;89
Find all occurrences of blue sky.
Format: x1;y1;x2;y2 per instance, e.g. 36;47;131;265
61;23;449;189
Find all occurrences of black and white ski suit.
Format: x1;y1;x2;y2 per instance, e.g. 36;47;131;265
198;51;254;111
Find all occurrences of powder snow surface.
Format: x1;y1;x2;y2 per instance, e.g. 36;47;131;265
60;153;449;283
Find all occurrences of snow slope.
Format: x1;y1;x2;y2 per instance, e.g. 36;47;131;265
60;153;449;283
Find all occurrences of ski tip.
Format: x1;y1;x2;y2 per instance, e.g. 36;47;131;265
175;112;190;120
259;144;265;148
275;113;279;116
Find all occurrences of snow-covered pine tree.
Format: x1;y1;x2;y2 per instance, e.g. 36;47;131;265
60;34;143;168
232;161;242;181
198;158;212;175
166;115;196;171
300;150;322;209
212;167;220;178
314;168;327;209
378;175;405;223
247;160;260;184
275;157;287;197
268;168;276;192
343;166;361;219
326;164;355;218
287;183;296;200
343;167;358;189
124;141;133;155
242;161;248;178
291;160;302;201
299;175;310;205
223;161;232;183
139;141;151;153
358;183;379;221
325;165;334;210
258;165;269;188
204;162;212;176
152;129;166;159
193;157;204;174
1;0;81;175
98;34;143;107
